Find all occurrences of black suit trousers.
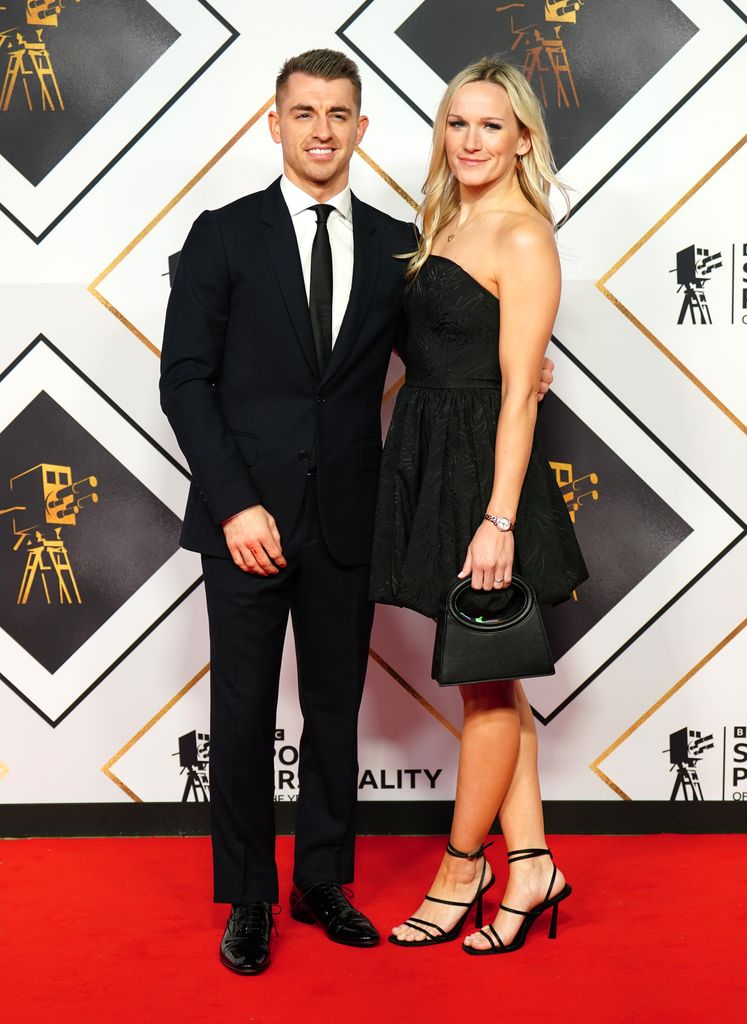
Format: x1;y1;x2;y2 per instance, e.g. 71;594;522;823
202;475;374;904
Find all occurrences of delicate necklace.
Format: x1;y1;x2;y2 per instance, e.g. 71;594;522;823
445;216;479;244
446;220;473;244
445;187;521;244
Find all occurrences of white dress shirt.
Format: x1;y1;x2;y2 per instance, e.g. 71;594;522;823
280;175;354;346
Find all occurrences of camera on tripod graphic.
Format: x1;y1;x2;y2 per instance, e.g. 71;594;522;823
175;730;210;803
1;461;98;605
671;245;723;325
665;727;715;801
498;0;585;111
0;1;82;113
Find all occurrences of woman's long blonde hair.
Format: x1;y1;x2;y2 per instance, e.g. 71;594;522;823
407;57;568;279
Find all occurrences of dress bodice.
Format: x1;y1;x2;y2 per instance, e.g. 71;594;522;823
404;255;501;389
370;252;588;618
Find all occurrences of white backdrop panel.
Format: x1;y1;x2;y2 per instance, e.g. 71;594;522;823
0;0;745;816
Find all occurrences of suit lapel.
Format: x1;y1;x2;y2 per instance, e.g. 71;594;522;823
260;178;319;379
322;194;380;385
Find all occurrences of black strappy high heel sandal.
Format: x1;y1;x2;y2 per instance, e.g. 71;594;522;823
462;847;571;956
388;840;495;948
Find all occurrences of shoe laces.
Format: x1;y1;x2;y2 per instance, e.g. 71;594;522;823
233;902;278;936
305;881;355;915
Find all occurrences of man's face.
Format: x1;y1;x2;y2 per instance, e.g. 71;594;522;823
269;72;368;198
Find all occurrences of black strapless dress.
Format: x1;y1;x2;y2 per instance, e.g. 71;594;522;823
369;255;588;618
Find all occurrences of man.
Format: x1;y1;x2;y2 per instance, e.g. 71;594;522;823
161;49;552;975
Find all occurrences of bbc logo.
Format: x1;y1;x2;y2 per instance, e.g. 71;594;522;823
735;726;746;739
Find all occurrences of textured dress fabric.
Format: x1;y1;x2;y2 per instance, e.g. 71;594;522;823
369;255;588;618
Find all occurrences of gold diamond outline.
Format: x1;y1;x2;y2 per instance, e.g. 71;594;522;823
354;147;419;213
88;97;276;357
369;647;461;739
0;760;9;783
101;662;210;801
88;99;419;359
596;135;747;436
590;617;747;799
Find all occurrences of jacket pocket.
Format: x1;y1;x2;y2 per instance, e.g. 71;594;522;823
233;432;260;466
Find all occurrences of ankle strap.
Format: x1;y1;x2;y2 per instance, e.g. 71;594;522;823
446;840;494;861
506;847;552;864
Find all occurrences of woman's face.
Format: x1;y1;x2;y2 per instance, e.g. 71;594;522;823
444;81;529;190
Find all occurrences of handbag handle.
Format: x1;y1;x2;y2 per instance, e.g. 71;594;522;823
446;574;536;634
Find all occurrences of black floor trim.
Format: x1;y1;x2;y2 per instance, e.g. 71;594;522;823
1;801;744;838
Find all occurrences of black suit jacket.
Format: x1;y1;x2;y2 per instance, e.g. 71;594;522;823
160;177;413;566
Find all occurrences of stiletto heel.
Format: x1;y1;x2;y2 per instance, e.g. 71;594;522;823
475;890;484;930
389;840;494;948
463;847;571;956
549;901;558;939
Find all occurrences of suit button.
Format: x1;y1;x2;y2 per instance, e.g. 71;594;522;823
316;395;326;405
297;449;311;462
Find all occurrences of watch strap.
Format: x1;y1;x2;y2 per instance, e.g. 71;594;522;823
483;513;514;532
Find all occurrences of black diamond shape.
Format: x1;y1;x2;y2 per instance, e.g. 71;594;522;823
0;390;182;672
536;390;691;660
394;0;696;167
0;0;180;185
529;337;746;724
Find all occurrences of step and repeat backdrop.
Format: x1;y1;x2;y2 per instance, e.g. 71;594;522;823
0;1;745;827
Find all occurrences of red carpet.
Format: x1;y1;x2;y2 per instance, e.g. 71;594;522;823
1;834;745;1023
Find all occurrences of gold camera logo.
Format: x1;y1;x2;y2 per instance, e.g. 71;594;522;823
549;459;599;601
1;461;98;604
550;460;600;524
496;0;585;109
0;0;81;112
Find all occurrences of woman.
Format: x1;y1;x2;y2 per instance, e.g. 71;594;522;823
369;57;588;954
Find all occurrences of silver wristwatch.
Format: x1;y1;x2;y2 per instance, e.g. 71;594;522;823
483;513;514;532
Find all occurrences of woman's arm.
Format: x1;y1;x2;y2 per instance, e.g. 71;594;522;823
459;219;560;591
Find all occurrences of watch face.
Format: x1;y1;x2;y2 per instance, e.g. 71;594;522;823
496;517;511;531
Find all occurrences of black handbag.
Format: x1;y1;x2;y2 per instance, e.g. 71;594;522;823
431;575;555;686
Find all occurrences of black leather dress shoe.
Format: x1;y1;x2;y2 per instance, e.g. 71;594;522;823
219;902;274;975
290;882;380;947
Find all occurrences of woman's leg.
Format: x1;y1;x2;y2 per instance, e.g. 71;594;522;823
463;682;566;949
392;679;520;942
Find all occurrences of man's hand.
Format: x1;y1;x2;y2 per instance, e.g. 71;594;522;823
538;355;554;401
222;505;287;575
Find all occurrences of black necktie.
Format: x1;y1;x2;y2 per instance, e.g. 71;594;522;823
309;204;334;374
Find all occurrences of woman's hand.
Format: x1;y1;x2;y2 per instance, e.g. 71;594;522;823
457;521;514;590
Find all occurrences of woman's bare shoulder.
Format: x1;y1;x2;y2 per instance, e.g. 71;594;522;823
491;207;555;256
490;209;559;297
